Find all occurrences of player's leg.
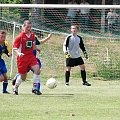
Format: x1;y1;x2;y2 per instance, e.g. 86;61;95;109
0;73;9;94
36;58;42;69
109;24;112;34
30;58;41;94
13;73;27;95
0;64;9;93
31;64;42;95
35;58;41;91
65;58;72;86
0;73;4;82
2;73;9;94
0;74;5;93
65;66;71;86
13;59;28;95
79;64;91;86
12;74;20;86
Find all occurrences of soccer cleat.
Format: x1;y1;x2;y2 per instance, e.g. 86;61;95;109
3;91;10;94
65;82;69;86
36;91;42;95
32;89;42;95
13;91;18;95
83;82;91;86
13;86;18;95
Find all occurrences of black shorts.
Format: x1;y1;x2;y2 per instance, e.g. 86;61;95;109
66;57;84;67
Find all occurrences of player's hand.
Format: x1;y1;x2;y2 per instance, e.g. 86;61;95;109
84;51;88;59
65;52;71;59
8;53;12;57
18;52;24;57
48;33;52;38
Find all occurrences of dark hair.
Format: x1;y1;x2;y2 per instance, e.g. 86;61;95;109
0;30;6;35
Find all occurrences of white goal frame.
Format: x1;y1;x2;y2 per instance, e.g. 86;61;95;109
0;4;120;9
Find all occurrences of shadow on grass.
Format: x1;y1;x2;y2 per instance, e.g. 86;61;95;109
16;93;74;97
41;93;74;97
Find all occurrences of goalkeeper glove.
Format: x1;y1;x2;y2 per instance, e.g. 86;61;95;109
65;52;71;58
83;51;88;59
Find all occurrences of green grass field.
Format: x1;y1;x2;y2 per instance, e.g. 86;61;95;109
0;32;120;120
0;79;120;120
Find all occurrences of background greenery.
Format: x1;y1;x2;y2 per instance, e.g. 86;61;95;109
1;0;31;4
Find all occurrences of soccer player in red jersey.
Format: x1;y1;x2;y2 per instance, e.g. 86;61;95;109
13;20;42;95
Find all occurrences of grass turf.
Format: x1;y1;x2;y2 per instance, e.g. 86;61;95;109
1;32;120;120
0;79;120;120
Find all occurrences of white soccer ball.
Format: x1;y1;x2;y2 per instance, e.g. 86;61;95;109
46;78;57;89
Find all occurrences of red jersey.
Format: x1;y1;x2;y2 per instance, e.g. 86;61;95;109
13;31;38;74
13;31;35;56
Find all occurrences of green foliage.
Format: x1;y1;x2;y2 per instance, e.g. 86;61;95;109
1;0;22;4
1;0;32;4
96;60;120;80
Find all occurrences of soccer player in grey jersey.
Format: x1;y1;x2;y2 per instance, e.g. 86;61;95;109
63;25;91;86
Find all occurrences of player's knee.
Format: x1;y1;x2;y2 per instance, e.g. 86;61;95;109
80;64;85;70
21;74;27;81
4;79;8;82
0;76;5;82
66;67;71;71
34;68;40;75
0;78;4;82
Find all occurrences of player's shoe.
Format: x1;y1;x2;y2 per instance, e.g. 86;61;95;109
36;91;42;95
3;91;10;94
32;89;42;95
13;91;18;95
83;82;91;86
65;82;69;86
12;78;17;86
13;86;18;95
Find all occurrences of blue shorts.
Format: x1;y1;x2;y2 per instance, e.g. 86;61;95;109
0;59;7;76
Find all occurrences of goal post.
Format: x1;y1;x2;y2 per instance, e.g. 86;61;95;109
0;4;120;80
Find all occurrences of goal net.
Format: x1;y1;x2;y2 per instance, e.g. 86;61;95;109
0;4;120;80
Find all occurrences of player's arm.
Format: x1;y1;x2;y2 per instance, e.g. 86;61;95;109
63;36;71;58
63;36;70;54
79;37;88;59
63;38;68;54
4;41;12;57
38;33;52;44
13;36;24;57
13;48;24;57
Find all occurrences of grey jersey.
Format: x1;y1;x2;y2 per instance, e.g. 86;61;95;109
63;34;86;58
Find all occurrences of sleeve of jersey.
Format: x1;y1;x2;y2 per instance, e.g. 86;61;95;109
63;36;71;54
63;37;68;54
13;35;21;49
5;41;12;55
79;37;86;52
